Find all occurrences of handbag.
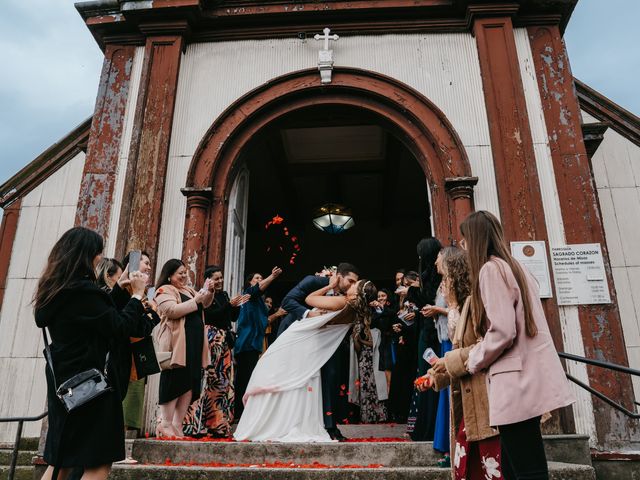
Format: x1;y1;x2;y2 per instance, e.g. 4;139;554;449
152;320;174;370
130;336;162;378
42;328;113;413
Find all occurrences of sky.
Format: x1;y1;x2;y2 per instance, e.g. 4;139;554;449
0;0;638;188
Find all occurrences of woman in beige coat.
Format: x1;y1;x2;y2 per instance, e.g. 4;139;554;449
420;248;503;480
154;259;213;437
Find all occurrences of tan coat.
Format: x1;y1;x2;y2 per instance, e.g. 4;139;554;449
154;284;210;369
431;297;499;465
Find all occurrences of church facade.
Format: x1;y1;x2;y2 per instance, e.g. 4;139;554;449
1;0;639;451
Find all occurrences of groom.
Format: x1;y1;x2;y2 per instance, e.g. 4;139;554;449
278;263;360;441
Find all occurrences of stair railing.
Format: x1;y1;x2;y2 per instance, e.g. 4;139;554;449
559;351;640;419
0;411;47;480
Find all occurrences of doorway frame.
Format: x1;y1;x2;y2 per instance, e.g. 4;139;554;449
182;67;476;278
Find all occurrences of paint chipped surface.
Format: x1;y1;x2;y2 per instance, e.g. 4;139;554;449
76;46;135;241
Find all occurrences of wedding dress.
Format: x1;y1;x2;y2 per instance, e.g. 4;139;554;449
233;309;351;442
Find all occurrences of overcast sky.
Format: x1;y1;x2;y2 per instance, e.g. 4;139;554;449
0;0;638;187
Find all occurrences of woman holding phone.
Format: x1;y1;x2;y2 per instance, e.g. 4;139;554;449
432;211;574;479
154;259;214;437
35;227;149;480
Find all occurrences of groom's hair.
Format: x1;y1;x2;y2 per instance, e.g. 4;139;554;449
337;262;360;277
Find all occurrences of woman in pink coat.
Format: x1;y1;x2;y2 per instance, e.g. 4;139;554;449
434;211;574;480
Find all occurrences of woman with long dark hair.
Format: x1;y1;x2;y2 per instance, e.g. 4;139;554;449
34;227;149;480
154;259;214;437
183;265;249;438
406;237;443;442
436;211;574;479
233;267;282;418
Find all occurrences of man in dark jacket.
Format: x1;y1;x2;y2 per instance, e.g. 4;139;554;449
277;263;359;441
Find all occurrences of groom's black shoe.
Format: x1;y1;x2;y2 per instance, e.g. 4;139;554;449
327;428;348;442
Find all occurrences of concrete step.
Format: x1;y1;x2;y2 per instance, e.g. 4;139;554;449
108;462;595;480
0;465;34;480
0;438;39;452
130;434;594;468
0;450;37;467
131;439;443;467
592;450;640;480
339;424;408;439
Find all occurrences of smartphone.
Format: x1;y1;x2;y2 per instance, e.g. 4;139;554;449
128;250;141;273
199;278;211;295
423;347;439;365
146;287;156;301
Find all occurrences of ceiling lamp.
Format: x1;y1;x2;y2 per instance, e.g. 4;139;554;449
312;203;355;234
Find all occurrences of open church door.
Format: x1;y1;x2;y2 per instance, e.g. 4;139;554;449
224;167;249;296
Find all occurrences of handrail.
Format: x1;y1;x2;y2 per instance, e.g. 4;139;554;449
559;351;640;377
0;411;48;423
0;411;47;480
560;351;640;419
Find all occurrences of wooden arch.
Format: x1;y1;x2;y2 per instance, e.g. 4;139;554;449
182;67;476;276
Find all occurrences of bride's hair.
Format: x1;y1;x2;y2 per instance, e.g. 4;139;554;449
348;279;378;330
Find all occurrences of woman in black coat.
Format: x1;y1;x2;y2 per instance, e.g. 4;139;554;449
34;227;151;480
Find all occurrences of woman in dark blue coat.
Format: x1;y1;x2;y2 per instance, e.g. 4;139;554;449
34;227;153;480
233;266;282;418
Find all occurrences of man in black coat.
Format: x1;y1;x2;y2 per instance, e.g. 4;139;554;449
277;263;359;441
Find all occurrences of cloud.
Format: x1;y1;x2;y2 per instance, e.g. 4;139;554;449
564;0;640;115
0;0;102;184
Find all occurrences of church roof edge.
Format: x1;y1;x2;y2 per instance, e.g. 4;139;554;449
0;117;92;209
576;78;640;148
74;0;579;50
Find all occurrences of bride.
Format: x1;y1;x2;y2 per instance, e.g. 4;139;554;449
233;277;377;442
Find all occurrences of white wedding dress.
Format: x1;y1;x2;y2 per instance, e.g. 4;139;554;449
233;309;351;442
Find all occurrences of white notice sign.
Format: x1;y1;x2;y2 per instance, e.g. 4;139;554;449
510;241;552;298
550;243;611;306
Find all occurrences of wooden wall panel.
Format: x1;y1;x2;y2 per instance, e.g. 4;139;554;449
0;152;85;442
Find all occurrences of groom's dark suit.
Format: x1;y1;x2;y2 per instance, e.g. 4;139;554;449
278;275;344;431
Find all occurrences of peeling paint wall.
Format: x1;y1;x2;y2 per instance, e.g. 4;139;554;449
104;46;145;257
0;152;85;442
514;28;597;442
587;111;640;407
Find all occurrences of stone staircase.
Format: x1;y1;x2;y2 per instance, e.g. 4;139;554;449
105;426;596;480
0;438;38;480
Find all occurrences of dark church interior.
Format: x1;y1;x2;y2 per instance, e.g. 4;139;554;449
239;105;432;301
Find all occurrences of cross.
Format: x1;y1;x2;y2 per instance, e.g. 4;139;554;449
314;27;339;51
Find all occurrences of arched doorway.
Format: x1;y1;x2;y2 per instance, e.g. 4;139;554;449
183;68;476;282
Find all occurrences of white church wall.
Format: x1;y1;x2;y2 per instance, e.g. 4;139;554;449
156;33;501;268
104;46;145;258
0;151;86;442
514;28;597;441
584;112;640;408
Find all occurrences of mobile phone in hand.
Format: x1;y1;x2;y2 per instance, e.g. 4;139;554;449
128;250;141;273
146;287;156;301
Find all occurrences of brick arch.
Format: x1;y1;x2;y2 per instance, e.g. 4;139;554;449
183;67;475;275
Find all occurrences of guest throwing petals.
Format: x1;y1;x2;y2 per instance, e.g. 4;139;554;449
234;267;282;419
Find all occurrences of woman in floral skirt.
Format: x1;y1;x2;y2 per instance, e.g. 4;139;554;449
183;266;249;437
352;321;388;423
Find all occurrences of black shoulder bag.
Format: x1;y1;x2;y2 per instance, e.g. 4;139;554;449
42;328;113;413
